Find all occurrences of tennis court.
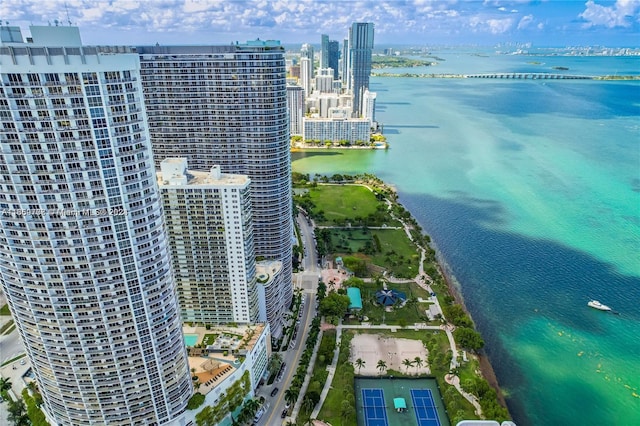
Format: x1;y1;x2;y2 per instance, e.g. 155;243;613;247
361;388;389;426
411;389;441;426
355;377;450;426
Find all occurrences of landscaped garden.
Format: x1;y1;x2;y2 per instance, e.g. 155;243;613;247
340;276;437;327
292;176;511;425
201;334;218;346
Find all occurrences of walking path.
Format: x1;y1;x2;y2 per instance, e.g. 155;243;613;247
310;325;342;420
304;183;483;423
291;326;324;421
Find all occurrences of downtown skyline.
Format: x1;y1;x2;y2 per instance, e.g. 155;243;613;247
0;0;638;47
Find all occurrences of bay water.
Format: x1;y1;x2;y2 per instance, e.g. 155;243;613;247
292;52;640;425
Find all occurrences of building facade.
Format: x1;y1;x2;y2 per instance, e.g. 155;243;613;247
0;26;192;425
300;56;313;97
137;42;293;338
158;159;260;325
303;115;371;144
320;34;329;69
286;85;304;136
362;89;377;123
315;68;335;94
349;22;375;117
328;40;340;80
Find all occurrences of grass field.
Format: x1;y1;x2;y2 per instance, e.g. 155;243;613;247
307;185;385;225
370;229;422;278
0;304;11;316
329;228;421;278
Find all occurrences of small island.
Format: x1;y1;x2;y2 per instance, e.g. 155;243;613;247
373;55;435;68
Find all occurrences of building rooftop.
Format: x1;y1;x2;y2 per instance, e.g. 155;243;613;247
347;287;363;310
157;158;249;187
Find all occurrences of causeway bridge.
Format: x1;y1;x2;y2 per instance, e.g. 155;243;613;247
464;72;593;80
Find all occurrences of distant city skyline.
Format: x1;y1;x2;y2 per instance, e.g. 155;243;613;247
1;0;638;47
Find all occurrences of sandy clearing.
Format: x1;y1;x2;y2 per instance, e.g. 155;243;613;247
350;333;430;376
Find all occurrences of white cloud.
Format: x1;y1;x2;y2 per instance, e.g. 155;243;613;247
517;14;534;30
579;0;640;28
487;17;513;34
0;0;635;44
469;16;513;34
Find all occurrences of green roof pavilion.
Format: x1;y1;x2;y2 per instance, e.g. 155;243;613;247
346;287;362;310
393;398;407;410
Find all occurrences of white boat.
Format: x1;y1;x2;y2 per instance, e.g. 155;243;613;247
588;300;611;311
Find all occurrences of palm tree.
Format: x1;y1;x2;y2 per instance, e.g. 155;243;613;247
302;396;316;425
402;358;414;373
6;399;28;426
376;359;387;376
284;388;299;408
0;377;12;393
243;398;260;417
414;356;424;372
354;358;366;374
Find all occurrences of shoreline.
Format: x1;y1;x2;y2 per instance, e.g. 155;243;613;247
435;255;509;409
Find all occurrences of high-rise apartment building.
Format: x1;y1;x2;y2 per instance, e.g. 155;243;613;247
349;22;375;117
341;38;350;89
320;34;329;69
362;89;377;123
287;85;305;136
315;68;335;94
137;42;292;338
328;40;340;80
0;26;192;425
300;43;314;77
158;159;260;325
300;56;313;97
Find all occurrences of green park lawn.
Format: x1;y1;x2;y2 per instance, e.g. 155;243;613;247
306;185;389;226
369;229;421;278
329;228;421;278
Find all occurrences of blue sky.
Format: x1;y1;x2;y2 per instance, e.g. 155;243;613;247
1;0;638;47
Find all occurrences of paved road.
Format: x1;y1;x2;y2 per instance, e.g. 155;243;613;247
256;213;319;425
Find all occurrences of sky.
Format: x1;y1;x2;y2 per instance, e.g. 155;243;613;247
0;0;638;47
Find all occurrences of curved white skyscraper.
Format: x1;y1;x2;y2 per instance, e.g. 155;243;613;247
0;26;192;425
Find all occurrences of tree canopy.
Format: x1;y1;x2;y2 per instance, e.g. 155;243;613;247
453;327;485;352
319;292;350;324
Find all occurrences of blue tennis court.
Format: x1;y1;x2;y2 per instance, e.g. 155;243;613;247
411;389;441;426
361;388;389;426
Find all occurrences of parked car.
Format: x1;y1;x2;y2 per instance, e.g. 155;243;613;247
270;387;279;397
281;409;288;418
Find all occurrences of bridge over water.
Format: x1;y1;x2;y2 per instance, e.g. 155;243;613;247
464;72;593;80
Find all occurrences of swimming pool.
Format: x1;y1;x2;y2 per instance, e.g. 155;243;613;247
184;334;198;347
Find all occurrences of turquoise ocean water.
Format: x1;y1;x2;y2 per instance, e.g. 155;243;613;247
292;52;640;425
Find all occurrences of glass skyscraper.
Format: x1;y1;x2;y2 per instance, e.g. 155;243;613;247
349;22;375;117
